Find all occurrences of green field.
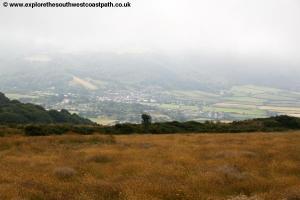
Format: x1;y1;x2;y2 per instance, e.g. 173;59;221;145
204;106;267;116
6;93;38;100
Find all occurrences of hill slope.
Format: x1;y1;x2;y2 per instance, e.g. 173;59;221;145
0;92;93;124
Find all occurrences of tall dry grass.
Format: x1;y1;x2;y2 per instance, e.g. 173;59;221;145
0;132;299;199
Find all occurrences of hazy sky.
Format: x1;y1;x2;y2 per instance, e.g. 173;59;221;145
0;0;300;65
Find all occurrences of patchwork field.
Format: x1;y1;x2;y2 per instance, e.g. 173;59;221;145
0;132;300;200
5;84;300;123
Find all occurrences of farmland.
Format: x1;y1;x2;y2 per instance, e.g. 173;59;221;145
4;84;300;124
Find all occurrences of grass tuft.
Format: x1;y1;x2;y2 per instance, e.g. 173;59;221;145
53;167;77;180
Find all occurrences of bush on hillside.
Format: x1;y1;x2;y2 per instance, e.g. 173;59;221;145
24;125;45;136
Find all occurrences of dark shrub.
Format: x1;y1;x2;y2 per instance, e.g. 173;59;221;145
24;125;46;136
275;115;300;129
71;126;95;135
115;123;136;134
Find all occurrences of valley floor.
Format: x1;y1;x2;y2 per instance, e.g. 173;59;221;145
0;132;300;200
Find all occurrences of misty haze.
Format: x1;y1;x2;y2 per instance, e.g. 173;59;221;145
1;0;300;124
1;1;300;199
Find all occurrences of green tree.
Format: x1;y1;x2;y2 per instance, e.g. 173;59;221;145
141;113;152;130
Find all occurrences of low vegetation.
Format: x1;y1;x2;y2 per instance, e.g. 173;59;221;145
0;132;299;199
0;115;300;137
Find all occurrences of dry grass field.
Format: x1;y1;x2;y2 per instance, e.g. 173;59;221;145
0;132;300;200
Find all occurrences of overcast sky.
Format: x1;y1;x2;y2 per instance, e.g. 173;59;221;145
0;0;300;66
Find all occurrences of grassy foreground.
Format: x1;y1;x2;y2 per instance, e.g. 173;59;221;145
0;132;300;200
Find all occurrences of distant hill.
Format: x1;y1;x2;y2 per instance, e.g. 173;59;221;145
0;92;93;124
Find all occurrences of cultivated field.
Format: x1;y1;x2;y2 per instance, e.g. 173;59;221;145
0;132;300;200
